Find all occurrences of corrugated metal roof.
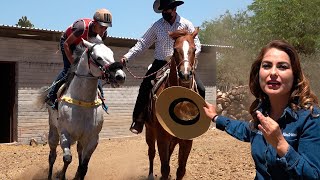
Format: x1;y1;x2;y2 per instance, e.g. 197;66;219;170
0;24;231;49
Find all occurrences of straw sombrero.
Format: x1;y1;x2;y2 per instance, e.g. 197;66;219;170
155;86;211;140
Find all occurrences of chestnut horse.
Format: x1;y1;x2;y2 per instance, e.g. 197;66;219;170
145;28;199;180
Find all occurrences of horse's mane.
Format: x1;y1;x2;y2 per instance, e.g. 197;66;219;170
72;36;104;71
66;36;105;85
169;29;189;39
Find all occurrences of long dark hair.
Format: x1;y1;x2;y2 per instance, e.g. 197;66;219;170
249;40;318;129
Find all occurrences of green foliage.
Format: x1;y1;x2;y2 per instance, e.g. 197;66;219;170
199;0;320;99
247;0;320;54
199;11;255;87
16;16;34;28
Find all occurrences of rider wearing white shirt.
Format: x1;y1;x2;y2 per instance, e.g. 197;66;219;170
120;0;205;134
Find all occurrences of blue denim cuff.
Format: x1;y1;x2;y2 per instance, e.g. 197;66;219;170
276;145;300;170
215;116;229;131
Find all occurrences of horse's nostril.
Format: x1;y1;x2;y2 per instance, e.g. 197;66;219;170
178;71;184;78
115;75;122;80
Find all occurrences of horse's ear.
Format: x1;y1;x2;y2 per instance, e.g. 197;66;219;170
192;27;199;38
82;38;94;48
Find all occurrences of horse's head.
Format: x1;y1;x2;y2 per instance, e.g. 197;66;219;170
81;39;126;87
169;28;199;88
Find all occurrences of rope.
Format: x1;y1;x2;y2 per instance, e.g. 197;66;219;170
124;60;171;79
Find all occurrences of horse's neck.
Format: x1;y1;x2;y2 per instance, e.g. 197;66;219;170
168;58;178;86
65;53;99;101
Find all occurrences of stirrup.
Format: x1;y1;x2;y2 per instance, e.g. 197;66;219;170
45;97;57;110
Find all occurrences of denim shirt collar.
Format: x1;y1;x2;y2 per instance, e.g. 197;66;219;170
257;102;299;122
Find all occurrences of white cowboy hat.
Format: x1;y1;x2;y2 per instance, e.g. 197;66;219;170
155;86;211;140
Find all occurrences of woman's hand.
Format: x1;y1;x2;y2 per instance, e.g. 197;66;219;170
256;111;289;157
203;102;217;120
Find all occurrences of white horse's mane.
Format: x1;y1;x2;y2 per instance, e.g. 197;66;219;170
72;35;104;71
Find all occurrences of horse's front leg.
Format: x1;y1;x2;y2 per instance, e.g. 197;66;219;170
59;131;72;180
176;140;193;180
48;124;59;180
157;134;171;180
74;135;98;180
145;125;156;179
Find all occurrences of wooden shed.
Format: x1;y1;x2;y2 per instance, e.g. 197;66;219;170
0;25;218;144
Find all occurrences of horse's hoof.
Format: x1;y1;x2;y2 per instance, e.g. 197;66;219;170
147;173;154;180
129;121;144;134
63;154;72;163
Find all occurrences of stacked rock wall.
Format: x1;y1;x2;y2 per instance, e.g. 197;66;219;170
216;85;255;121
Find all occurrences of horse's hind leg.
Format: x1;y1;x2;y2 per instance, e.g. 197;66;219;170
48;125;59;180
176;140;193;180
59;131;72;180
146;126;156;179
74;136;98;180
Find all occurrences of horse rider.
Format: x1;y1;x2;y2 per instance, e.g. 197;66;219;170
120;0;206;134
45;8;112;109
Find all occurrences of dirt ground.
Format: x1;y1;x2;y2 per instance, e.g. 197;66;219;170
0;127;255;180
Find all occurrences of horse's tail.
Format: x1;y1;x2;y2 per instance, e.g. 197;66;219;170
34;86;49;109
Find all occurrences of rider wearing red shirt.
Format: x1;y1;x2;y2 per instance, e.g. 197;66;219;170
46;9;112;109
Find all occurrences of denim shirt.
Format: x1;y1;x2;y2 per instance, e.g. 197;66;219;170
216;106;320;179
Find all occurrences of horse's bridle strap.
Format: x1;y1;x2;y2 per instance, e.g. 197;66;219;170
60;96;102;107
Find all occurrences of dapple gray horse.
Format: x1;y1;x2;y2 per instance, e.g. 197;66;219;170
36;38;126;180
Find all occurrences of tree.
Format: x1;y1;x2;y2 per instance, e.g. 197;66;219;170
199;11;254;87
16;16;34;28
246;0;320;54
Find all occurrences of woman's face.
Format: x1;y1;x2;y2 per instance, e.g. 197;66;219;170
259;48;294;98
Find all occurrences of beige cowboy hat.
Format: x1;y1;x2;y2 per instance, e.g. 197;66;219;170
155;86;211;140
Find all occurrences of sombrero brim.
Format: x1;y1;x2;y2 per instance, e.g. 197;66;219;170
158;1;184;10
153;0;162;13
155;86;211;140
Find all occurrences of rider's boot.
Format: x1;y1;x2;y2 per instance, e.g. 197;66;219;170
46;79;64;110
130;86;151;134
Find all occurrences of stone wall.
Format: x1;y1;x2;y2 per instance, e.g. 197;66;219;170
216;85;255;121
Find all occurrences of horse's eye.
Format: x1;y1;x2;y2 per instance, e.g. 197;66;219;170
97;57;103;61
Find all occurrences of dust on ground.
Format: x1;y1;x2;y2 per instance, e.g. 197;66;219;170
0;128;255;180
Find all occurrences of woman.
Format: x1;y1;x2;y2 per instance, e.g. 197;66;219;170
204;40;320;179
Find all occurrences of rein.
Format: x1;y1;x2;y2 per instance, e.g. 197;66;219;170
75;73;100;79
125;60;171;79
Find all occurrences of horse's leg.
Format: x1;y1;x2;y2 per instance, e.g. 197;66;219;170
74;136;98;180
169;140;178;158
59;130;72;180
48;125;59;180
176;140;193;180
145;125;156;179
157;136;171;180
74;142;83;180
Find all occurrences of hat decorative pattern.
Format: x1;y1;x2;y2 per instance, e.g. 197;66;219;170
169;98;200;125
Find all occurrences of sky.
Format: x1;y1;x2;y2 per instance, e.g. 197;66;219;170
0;0;253;39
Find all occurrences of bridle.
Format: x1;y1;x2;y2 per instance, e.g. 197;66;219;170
76;43;123;85
172;42;196;89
